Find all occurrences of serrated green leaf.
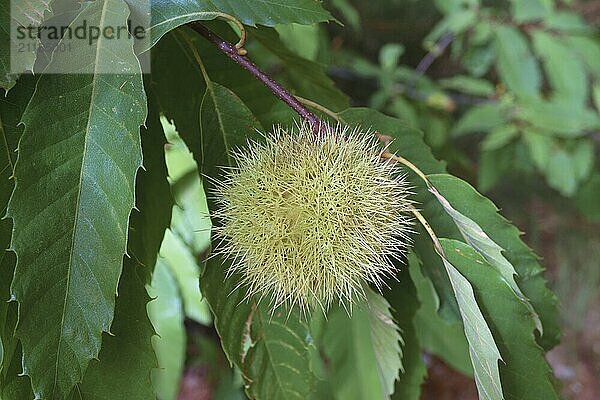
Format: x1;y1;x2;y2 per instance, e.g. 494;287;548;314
137;0;333;52
72;105;170;400
435;242;504;400
321;288;403;400
0;342;33;400
494;26;541;99
452;102;508;137
410;254;472;375
423;174;560;349
442;239;560;400
129;97;173;284
202;255;316;400
71;264;157;400
0;0;50;90
531;31;587;107
0;76;35;399
6;0;146;397
148;259;186;400
428;174;542;333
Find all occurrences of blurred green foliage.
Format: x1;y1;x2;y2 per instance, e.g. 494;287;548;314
325;0;600;211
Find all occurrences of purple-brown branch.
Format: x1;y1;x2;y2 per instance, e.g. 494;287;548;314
190;23;328;134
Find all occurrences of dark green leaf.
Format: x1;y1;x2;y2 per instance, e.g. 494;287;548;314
71;264;157;400
442;239;560;400
494;26;541;99
0;76;35;399
200;80;263;177
6;0;146;397
74;104;171;399
151;28;274;166
575;173;600;222
129;96;173;283
0;342;33;400
138;0;333;52
425;175;560;349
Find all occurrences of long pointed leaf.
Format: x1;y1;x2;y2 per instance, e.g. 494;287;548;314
427;174;560;349
6;0;146;397
440;249;504;400
428;174;542;333
441;239;560;400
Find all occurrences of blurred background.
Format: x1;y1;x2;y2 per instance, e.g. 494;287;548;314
151;0;600;399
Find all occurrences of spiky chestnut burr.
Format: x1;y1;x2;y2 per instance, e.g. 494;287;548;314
212;123;414;314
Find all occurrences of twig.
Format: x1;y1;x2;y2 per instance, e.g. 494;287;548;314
415;32;454;77
189;23;328;135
